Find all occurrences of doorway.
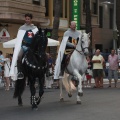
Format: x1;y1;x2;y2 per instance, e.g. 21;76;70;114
95;44;103;52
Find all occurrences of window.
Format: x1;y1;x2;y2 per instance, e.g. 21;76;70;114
65;0;67;18
99;6;103;28
33;0;40;5
60;0;63;17
95;44;103;52
53;0;68;18
45;0;49;16
83;0;86;12
92;2;97;14
91;0;97;14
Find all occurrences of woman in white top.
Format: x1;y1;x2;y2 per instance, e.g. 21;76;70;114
45;53;54;89
0;53;11;90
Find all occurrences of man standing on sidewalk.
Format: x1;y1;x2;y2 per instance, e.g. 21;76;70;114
92;49;104;88
108;49;119;88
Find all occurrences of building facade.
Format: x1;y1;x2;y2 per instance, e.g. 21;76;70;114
0;0;117;56
92;0;114;53
116;0;120;48
46;0;115;53
0;0;48;55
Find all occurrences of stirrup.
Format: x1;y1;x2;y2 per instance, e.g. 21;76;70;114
17;72;24;79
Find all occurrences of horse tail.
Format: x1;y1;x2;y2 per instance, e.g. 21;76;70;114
62;73;76;93
13;78;26;98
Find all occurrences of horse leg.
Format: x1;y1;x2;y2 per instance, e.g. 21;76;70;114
61;73;73;99
60;78;64;101
37;76;45;105
13;78;26;106
74;70;83;104
18;95;23;106
29;77;38;110
67;75;72;97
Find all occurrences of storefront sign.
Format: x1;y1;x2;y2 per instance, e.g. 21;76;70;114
0;28;10;42
72;0;80;30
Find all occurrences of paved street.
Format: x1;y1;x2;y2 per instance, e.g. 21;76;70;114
0;82;120;120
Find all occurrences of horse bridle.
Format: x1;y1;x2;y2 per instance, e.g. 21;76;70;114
75;33;89;55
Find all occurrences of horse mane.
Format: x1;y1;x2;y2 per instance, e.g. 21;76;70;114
30;28;48;52
24;28;48;68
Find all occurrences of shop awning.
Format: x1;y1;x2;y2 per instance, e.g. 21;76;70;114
3;38;59;48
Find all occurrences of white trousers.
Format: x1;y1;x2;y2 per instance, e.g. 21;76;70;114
45;75;53;88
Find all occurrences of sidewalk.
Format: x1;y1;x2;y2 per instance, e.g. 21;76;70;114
91;78;120;84
0;78;119;88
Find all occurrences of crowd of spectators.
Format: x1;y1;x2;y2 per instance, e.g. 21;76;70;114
0;48;119;90
82;49;119;88
0;51;14;90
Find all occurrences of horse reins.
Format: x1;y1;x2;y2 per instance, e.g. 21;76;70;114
75;33;89;55
75;49;84;55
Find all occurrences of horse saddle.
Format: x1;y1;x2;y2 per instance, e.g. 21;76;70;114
64;50;74;68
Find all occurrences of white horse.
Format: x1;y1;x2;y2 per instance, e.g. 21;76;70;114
59;32;90;104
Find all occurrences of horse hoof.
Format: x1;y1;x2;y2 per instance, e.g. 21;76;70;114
32;103;38;110
36;97;41;105
32;107;38;111
32;106;38;110
76;101;81;104
18;101;23;106
68;93;72;97
60;98;64;102
78;92;83;96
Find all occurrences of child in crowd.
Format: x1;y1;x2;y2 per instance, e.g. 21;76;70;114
85;56;93;88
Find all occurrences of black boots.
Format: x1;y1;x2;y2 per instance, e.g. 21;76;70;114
17;61;24;79
30;96;38;110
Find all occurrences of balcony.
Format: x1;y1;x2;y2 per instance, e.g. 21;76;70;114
0;0;48;24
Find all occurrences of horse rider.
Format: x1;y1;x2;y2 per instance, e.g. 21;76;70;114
9;13;38;80
54;21;81;80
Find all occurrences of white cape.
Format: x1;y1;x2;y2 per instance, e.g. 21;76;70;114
9;28;38;81
54;36;69;79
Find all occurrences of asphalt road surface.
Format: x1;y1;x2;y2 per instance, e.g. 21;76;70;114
0;84;120;120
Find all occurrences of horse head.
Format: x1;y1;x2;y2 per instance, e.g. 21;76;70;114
80;32;90;55
30;28;48;53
